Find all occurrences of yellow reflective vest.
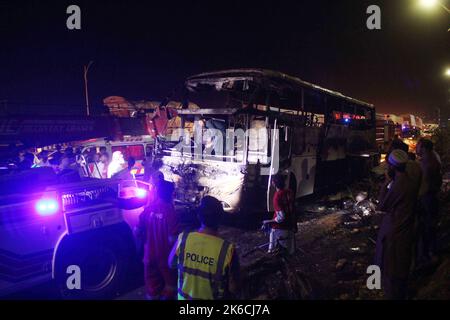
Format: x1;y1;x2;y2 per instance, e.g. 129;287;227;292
175;231;234;300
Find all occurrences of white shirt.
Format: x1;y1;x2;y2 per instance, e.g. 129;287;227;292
107;162;123;178
92;162;106;179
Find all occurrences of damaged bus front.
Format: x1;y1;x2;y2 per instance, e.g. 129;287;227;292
155;69;377;215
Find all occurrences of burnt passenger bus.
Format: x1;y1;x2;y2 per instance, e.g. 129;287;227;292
155;69;377;215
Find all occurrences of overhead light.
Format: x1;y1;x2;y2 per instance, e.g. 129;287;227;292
419;0;438;9
445;68;450;77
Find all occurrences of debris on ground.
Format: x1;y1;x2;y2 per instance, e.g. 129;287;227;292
335;259;347;271
215;173;450;300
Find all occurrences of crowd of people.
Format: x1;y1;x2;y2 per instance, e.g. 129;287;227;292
375;137;443;299
135;167;297;300
5;145;141;183
135;178;241;300
137;135;443;301
3;135;443;300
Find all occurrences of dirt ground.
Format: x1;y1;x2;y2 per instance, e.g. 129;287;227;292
219;212;383;300
217;179;450;300
118;174;450;301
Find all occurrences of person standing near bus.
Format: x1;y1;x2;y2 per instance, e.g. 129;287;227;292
141;180;179;300
262;175;296;255
416;138;442;264
168;196;240;300
375;149;420;299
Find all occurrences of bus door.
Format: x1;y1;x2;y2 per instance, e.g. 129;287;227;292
290;126;321;198
266;119;295;211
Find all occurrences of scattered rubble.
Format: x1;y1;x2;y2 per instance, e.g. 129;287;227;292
335;259;347;271
216;174;450;300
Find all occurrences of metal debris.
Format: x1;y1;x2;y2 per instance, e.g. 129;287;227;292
336;259;347;270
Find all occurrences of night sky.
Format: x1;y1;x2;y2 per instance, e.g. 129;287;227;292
0;0;448;120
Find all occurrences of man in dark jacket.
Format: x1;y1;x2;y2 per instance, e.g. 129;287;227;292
416;138;442;263
375;149;421;299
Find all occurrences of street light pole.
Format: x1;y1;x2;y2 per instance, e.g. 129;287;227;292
83;61;93;116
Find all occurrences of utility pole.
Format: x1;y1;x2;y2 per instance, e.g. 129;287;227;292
83;61;93;116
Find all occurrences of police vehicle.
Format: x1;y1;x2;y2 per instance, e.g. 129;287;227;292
0;167;147;299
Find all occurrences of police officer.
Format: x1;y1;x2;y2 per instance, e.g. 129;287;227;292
168;196;240;300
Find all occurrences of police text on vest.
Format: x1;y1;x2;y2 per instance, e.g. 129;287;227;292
186;252;215;265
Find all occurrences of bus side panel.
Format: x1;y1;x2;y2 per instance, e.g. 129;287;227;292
321;124;348;161
290;155;317;198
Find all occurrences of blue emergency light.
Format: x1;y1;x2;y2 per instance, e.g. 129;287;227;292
36;199;59;216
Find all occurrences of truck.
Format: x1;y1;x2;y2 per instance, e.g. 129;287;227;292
0;115;149;299
0;167;148;299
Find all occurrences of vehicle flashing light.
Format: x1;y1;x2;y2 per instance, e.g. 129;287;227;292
136;188;147;199
344;118;350;123
36;199;59;216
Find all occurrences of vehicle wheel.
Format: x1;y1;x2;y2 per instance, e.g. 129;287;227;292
55;232;132;300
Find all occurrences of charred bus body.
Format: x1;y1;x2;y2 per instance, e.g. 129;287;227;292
155;69;378;215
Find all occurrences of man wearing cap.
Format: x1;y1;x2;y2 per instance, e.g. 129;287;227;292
375;149;421;299
168;196;240;300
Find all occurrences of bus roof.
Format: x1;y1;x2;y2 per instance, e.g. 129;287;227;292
186;69;374;109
